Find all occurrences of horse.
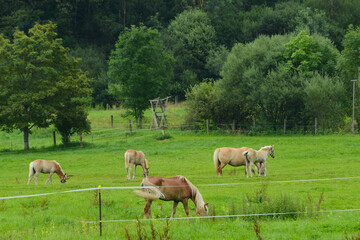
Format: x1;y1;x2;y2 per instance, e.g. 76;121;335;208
213;147;261;176
27;159;70;184
244;145;275;178
134;176;208;219
124;149;149;180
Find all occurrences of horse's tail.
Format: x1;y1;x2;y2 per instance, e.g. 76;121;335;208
29;161;35;177
213;149;221;176
124;151;130;169
134;178;164;200
243;151;250;164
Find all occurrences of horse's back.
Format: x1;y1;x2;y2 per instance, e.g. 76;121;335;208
144;176;192;200
31;159;58;173
217;147;249;166
125;149;145;165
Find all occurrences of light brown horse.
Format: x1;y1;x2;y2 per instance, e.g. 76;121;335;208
213;147;260;176
27;159;70;184
134;176;208;219
125;149;149;180
244;145;275;178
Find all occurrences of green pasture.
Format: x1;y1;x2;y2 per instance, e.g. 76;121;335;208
0;108;360;239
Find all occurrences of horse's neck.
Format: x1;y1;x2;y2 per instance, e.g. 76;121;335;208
55;166;64;177
191;189;204;209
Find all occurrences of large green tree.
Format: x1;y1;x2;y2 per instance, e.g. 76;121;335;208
0;22;91;149
163;9;217;98
108;25;173;128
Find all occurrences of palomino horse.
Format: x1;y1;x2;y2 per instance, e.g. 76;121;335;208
244;145;275;178
27;159;70;184
134;176;208;219
125;149;149;180
213;147;261;176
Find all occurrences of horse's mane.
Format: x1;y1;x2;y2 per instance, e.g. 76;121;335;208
260;146;272;151
176;176;205;208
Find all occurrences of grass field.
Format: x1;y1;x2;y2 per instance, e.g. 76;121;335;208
1;107;360;239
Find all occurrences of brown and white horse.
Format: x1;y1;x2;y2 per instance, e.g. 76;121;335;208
125;149;149;180
244;145;275;178
213;147;260;176
134;176;208;219
27;159;69;184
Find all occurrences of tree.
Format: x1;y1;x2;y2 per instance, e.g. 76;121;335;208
108;25;173;128
0;22;91;150
283;30;339;77
339;25;360;130
185;80;216;124
218;34;291;126
163;9;217;98
303;74;346;130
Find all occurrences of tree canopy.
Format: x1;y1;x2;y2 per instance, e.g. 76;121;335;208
0;22;91;149
108;25;173;127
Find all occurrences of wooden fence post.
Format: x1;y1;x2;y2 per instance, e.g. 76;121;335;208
314;118;318;135
283;119;287;135
53;131;56;145
232;120;235;132
253;119;256;129
129;120;132;135
111;115;113;128
206;119;209;133
79;132;83;147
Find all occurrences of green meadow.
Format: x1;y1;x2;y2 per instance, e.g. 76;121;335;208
0;106;360;239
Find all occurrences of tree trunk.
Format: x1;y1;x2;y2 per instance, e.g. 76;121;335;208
23;126;29;150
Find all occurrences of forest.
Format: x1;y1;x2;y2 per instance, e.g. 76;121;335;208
1;0;360;144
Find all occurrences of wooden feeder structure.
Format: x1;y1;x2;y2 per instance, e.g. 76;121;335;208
150;96;171;130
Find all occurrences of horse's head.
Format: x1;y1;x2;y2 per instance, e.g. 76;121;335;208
196;203;209;216
60;174;67;183
143;165;150;177
61;173;73;183
269;145;275;158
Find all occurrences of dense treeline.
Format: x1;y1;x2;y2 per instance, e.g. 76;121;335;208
1;0;360;139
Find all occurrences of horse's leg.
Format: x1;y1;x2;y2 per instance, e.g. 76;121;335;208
218;162;227;176
248;162;254;178
34;172;40;185
46;172;54;184
182;199;190;217
144;200;153;219
171;201;179;219
28;171;34;184
263;161;267;177
132;165;137;180
127;163;133;180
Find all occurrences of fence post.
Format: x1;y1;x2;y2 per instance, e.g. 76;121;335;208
253;119;256;129
129;120;132;135
79;132;83;147
206;119;209;133
53;131;56;145
232;120;235;132
175;96;178;105
98;185;102;237
283;119;287;135
314;118;318;135
111;115;113;128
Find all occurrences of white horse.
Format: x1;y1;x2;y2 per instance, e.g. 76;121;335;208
243;145;275;178
28;159;69;184
125;149;149;180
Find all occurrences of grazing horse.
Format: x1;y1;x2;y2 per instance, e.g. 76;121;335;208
134;176;208;219
244;145;275;178
27;159;69;184
213;147;261;176
125;149;149;180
